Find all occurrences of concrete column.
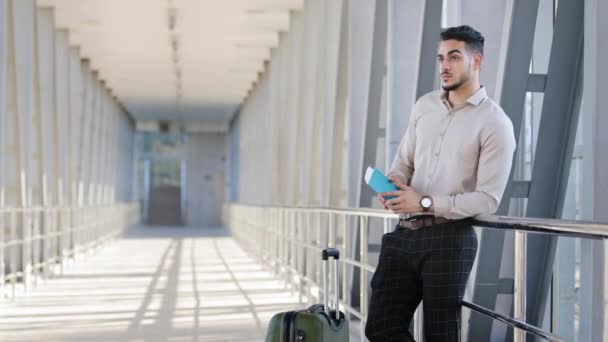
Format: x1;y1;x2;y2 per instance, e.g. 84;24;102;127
297;0;323;206
279;34;291;206
385;0;425;169
269;43;282;205
112;104;121;202
328;0;349;208
35;7;56;209
271;34;284;205
0;0;5;299
9;0;36;290
53;30;72;206
285;11;303;206
11;0;36;209
87;76;102;206
316;0;343;207
268;48;281;205
67;47;82;208
227;114;239;203
98;90;110;204
77;60;92;208
346;0;375;207
100;92;108;204
0;0;7;207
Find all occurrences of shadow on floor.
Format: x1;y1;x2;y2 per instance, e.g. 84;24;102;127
122;225;231;239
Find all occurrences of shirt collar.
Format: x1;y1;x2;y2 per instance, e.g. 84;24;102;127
440;86;487;109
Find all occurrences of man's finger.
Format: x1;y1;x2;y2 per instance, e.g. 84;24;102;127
390;178;409;191
380;191;401;198
390;204;404;213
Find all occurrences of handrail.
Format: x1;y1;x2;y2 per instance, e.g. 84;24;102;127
0;203;140;301
230;202;608;237
461;301;564;342
226;203;607;341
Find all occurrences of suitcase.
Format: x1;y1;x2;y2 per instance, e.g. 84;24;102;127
265;248;350;342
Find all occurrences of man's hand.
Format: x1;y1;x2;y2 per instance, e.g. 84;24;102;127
379;177;423;214
377;195;389;210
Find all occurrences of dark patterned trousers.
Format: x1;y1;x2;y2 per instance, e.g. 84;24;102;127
365;219;478;342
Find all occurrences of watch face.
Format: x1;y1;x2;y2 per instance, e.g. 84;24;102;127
421;197;432;208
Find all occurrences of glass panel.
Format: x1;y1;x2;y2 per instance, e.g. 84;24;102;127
554;236;580;341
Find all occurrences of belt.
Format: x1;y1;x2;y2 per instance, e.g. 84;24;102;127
398;215;451;229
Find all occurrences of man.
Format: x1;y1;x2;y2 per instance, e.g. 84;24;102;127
364;25;516;341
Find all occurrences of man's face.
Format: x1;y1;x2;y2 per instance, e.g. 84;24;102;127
437;39;480;92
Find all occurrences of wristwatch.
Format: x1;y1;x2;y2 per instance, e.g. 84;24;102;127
420;196;433;212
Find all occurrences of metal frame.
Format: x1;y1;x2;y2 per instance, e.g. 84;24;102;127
524;0;584;330
227;203;608;342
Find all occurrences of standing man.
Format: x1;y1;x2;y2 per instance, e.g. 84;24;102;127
364;25;516;341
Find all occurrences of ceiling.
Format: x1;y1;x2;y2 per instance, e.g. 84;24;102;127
36;0;302;125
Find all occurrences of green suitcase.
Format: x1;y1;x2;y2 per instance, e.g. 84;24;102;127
265;248;349;342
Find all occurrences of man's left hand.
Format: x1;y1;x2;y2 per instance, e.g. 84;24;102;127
380;177;423;214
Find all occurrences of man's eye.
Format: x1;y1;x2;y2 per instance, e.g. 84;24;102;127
450;56;459;61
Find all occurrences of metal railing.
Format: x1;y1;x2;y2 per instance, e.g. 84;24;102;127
1;202;140;300
226;203;608;342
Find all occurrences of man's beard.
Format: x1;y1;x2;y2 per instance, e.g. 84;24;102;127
441;72;470;91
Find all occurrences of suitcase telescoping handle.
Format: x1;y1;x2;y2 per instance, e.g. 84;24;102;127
322;248;340;321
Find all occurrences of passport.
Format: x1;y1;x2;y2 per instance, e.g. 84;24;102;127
364;166;398;199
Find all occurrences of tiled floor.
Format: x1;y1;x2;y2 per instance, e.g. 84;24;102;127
0;226;305;341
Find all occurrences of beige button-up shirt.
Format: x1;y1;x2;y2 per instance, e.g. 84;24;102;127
387;86;516;220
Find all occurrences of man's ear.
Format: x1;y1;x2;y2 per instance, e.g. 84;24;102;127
473;53;483;70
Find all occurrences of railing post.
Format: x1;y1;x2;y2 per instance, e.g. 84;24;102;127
10;210;17;299
31;210;39;286
317;211;322;292
342;214;349;314
514;231;527;342
21;209;31;293
276;208;282;276
360;216;369;341
0;209;5;301
298;211;304;303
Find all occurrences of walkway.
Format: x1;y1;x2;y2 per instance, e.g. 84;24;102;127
0;226;303;341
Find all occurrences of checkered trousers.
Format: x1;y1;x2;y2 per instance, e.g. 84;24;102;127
364;219;478;342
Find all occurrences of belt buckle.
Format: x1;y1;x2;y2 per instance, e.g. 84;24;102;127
399;218;421;230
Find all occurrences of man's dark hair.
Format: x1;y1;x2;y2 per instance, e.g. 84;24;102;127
440;25;484;56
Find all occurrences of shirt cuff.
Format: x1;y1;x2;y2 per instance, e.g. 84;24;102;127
432;195;451;218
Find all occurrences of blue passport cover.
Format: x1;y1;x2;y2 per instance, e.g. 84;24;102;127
365;167;397;199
